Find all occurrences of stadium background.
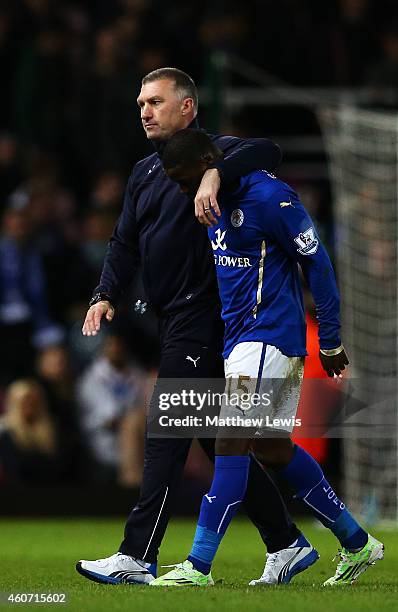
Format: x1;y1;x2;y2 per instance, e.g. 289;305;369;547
0;0;397;523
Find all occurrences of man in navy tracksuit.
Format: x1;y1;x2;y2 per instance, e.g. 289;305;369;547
76;68;303;585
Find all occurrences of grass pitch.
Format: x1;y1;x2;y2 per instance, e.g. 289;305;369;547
0;518;396;612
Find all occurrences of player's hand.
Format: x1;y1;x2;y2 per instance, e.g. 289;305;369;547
319;346;349;378
194;168;222;227
82;301;114;336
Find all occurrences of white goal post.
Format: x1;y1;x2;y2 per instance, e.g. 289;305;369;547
319;106;398;524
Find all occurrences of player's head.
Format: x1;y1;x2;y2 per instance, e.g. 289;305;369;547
138;68;198;141
163;129;222;196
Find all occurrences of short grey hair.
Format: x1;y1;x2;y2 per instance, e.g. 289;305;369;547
142;67;198;112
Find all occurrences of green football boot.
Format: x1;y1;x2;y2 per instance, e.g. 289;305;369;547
323;534;384;586
150;560;214;587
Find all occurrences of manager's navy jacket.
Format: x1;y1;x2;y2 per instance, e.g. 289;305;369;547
94;122;282;317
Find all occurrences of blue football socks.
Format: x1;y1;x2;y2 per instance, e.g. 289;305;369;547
280;445;368;551
188;455;250;574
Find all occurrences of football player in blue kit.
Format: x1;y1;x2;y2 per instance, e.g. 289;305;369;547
150;129;384;587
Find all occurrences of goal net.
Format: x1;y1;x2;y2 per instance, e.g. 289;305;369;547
319;106;398;524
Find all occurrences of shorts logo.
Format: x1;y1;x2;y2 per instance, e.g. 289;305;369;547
231;209;244;227
211;228;227;251
294;227;319;255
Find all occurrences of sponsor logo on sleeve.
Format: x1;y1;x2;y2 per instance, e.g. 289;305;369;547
294;227;319;255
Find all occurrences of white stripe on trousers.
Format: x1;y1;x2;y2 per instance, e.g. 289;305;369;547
143;486;169;560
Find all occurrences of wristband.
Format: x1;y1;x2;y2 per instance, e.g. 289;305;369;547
320;344;344;357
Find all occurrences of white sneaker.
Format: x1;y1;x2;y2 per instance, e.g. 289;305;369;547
249;534;319;585
76;552;156;585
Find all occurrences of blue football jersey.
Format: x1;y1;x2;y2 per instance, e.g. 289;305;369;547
208;170;341;358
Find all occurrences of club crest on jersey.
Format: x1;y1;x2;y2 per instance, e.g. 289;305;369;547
211;228;227;251
294;227;319;255
231;209;244;228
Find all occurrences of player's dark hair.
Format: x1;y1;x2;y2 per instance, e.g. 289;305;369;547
163;129;221;170
142;67;198;112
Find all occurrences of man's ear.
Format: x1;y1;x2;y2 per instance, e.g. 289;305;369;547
181;97;194;116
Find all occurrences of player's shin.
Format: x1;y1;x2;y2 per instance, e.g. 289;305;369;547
188;454;250;574
278;445;368;551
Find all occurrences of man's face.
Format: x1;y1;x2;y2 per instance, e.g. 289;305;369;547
137;79;193;141
166;162;207;198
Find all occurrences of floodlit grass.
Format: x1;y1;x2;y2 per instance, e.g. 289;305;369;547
0;518;396;611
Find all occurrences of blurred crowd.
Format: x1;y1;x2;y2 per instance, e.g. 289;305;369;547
0;334;149;487
0;0;397;489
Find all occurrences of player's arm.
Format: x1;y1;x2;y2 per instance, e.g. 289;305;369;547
195;136;282;226
82;170;140;336
266;187;348;377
